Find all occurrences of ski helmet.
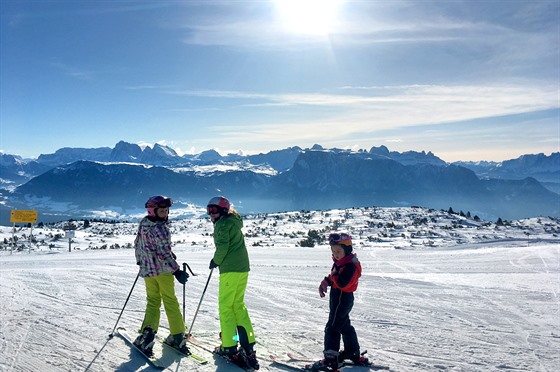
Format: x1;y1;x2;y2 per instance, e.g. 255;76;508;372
207;196;230;214
328;232;353;255
145;195;173;217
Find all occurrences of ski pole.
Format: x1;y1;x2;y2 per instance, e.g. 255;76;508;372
184;262;198;276
186;268;214;339
182;262;187;323
108;271;140;339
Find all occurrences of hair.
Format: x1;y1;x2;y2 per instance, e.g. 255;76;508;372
340;243;353;256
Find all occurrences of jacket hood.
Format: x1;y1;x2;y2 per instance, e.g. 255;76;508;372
218;212;243;228
227;212;243;229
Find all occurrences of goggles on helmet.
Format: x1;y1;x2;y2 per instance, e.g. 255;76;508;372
207;205;221;215
145;196;173;209
328;233;352;246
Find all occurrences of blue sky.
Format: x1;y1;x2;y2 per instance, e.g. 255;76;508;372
1;0;558;162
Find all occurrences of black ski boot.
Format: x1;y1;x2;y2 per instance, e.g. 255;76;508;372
339;350;371;366
308;353;338;371
245;350;260;370
133;326;156;357
214;345;238;358
215;345;249;369
165;332;191;355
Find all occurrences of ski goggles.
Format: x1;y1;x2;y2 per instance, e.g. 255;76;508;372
145;196;173;208
328;233;352;246
155;199;172;208
207;206;221;215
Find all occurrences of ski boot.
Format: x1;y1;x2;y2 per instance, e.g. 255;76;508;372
165;332;191;355
339;350;371;367
245;349;260;370
215;345;238;358
215;345;249;369
307;353;338;371
133;326;156;357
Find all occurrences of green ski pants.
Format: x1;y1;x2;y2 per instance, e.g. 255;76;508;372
140;272;186;335
219;271;256;349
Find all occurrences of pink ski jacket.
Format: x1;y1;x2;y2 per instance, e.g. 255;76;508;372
134;217;180;278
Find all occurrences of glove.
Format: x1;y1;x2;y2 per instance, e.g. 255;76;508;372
209;259;218;270
318;278;329;298
173;269;189;284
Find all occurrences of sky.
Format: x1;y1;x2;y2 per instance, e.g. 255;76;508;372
1;0;559;162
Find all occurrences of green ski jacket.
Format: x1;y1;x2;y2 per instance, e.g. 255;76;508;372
212;213;250;273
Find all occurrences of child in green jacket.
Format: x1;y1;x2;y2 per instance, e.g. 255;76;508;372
207;196;259;370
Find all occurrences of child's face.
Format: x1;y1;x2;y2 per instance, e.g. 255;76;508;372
330;244;346;260
156;207;169;219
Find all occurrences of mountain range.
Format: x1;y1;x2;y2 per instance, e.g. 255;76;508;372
1;141;558;225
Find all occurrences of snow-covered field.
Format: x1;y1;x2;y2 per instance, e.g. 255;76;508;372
1;207;559;372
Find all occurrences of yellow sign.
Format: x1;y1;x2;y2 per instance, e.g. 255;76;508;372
10;210;38;223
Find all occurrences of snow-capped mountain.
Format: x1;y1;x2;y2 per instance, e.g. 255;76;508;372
36;146;113;166
454;153;560;188
1;142;558;225
0;153;51;191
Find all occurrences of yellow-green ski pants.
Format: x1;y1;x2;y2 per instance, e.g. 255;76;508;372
140;272;186;335
219;272;256;348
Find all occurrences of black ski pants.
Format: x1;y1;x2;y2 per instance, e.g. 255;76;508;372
324;288;359;355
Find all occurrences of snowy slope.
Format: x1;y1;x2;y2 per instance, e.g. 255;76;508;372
1;207;559;372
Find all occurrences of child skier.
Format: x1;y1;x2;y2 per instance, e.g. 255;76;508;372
133;195;190;357
207;196;259;370
312;232;366;371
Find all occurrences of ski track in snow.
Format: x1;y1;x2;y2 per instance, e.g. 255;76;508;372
1;212;559;372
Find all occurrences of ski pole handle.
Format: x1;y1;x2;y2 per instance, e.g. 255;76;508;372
184;262;198;276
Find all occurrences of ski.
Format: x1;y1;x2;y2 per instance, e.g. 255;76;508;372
115;327;164;369
161;339;208;365
187;335;255;371
287;353;315;362
269;354;308;371
272;353;391;371
116;327;208;367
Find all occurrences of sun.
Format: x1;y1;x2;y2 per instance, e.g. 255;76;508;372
274;0;342;35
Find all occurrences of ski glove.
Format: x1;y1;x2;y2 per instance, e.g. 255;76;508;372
209;259;219;270
319;278;329;298
173;269;189;284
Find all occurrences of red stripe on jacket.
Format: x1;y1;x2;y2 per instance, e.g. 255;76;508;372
326;253;362;293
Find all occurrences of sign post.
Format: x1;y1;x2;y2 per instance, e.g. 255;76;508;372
63;223;77;252
10;210;38;253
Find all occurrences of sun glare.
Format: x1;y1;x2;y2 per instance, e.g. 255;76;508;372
274;0;342;35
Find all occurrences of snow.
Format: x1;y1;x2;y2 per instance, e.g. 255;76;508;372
1;207;559;372
171;163;278;176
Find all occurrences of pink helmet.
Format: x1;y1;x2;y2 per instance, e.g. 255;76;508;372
145;195;173;217
207;196;230;211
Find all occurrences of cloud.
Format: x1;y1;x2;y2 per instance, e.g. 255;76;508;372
163;83;558;133
164;82;557;159
50;62;95;80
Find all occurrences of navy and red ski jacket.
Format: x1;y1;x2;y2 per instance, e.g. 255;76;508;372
324;253;362;292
